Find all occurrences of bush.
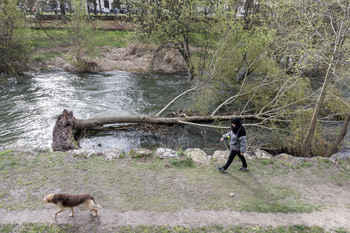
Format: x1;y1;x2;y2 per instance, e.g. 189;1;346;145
0;0;32;75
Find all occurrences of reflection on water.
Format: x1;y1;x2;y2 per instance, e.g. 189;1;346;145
0;69;223;153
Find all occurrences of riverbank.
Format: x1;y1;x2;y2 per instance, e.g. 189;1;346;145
27;20;188;74
0;148;349;232
47;45;188;74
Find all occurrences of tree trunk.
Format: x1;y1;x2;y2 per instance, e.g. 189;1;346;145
98;0;102;14
301;18;346;157
52;109;79;151
325;112;350;157
301;59;333;157
75;114;256;130
51;110;257;151
60;0;66;22
243;0;254;29
93;0;97;15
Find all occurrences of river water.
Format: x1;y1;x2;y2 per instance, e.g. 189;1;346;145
0;69;224;153
1;69;350;156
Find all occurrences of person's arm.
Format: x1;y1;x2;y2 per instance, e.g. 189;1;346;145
220;132;231;142
239;136;247;154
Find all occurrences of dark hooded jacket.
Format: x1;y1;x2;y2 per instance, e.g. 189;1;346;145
222;117;247;152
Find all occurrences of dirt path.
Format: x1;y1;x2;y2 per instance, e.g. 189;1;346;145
1;207;349;231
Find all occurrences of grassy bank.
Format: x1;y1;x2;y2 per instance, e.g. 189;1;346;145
0;223;336;233
1;150;349;213
20;28;128;64
0;149;349;232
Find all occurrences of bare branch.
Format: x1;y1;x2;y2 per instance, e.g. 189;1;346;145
211;53;265;116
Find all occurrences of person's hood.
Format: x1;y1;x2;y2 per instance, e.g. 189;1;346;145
231;117;246;137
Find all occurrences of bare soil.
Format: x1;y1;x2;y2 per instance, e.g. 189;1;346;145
1;207;349;232
48;45;188;74
29;19;188;74
36;44;187;76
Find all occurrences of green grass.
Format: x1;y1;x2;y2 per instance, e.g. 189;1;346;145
2;150;346;213
20;28;128;49
16;28;128;65
0;150;349;231
20;28;67;49
0;223;75;233
0;224;328;233
93;30;128;48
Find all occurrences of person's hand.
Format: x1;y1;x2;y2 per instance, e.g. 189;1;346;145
220;138;224;142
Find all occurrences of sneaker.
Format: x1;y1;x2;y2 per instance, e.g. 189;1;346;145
218;167;227;173
239;167;249;171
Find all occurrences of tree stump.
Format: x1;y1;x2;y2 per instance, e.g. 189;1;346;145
52;109;79;151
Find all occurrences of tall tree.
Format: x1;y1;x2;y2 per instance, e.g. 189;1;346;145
67;0;99;72
267;0;350;157
112;0;121;14
60;0;66;21
129;0;222;79
98;0;102;13
0;0;32;75
298;1;350;157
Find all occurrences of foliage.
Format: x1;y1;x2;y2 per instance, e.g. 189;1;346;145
263;0;350;156
176;0;350;156
65;0;100;72
0;0;32;76
128;0;223;78
188;21;315;118
270;108;336;156
171;150;194;168
112;0;121;9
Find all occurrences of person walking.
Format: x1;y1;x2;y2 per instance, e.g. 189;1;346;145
218;117;249;172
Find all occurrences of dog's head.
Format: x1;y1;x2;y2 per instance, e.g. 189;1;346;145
43;194;54;203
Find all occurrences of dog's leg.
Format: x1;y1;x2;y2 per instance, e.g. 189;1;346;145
55;208;65;218
85;200;98;216
92;209;98;216
69;207;75;217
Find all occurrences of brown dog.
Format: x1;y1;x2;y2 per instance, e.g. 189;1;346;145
43;193;101;218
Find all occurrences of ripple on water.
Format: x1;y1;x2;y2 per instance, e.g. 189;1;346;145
0;70;198;151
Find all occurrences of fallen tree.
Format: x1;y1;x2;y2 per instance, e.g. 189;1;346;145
74;114;258;130
52;109;258;151
52;109;79;151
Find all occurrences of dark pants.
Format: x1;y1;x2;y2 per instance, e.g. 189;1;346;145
223;150;247;170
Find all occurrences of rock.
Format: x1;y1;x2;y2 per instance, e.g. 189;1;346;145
11;147;47;156
130;148;153;158
104;148;125;160
253;149;273;159
275;153;294;159
69;149;96;158
212;150;229;162
155;148;177;158
330;152;350;161
186;148;209;163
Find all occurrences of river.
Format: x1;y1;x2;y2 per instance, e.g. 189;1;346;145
1;69;350;156
0;69;224;153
